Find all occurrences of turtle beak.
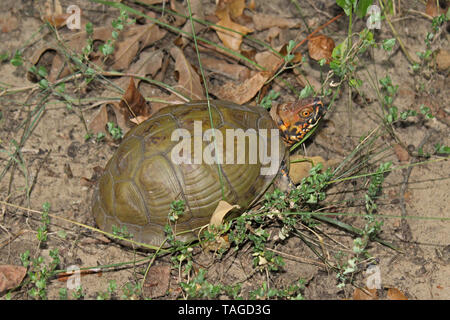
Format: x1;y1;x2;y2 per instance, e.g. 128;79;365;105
313;97;327;117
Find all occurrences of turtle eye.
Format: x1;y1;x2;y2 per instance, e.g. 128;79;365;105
300;108;312;118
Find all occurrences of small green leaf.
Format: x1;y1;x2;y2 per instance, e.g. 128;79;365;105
382;38;396;51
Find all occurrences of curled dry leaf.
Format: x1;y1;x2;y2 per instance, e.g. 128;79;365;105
142;264;171;299
212;71;271;105
0;265;27;293
170;46;205;100
204;200;238;252
209;200;240;227
119;77;151;123
252;14;301;31
308;34;335;64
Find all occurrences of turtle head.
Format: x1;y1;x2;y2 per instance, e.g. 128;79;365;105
270;98;326;145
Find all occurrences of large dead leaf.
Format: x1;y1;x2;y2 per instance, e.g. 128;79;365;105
111;24;167;70
215;0;246;20
353;287;378;300
119;77;151;124
252;14;301;31
177;0;205;47
142;264;171;299
212;71;270;104
87;104;108;136
201;57;251;81
387;288;408;300
170;46;205;100
213;11;253;52
0;12;19;33
308;34;335;64
255;50;284;71
29;18;167;82
0;265;27;293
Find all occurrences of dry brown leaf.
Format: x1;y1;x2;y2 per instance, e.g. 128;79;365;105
119;78;151;123
215;0;246;20
387;288;408;300
289;155;327;184
201;57;251;81
393;144;410;162
169;0;187;27
170;46;205;100
178;0;205;47
425;0;447;17
212;71;270;104
203;201;238;252
142;264;171;299
30;20;166;81
308;34;335;64
353;287;378;300
42;0;71;28
0;12;19;33
435;49;450;72
252;14;301;31
255;50;283;71
209;200;240;227
214;12;253;52
0;265;27;293
111;24;167;70
87;104;108;136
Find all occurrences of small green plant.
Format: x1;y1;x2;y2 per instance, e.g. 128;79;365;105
72;285;85;300
249;279;305;300
99;10;136;58
121;282;142;300
180;268;241;299
21;248;60;299
111;224;133;239
260;90;280;109
10;50;23;67
107;122;123;140
97;280;117;300
37;202;51;244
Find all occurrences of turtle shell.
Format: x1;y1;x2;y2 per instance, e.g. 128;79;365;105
92;100;286;246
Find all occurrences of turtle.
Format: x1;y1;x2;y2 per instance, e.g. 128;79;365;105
92;99;325;247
